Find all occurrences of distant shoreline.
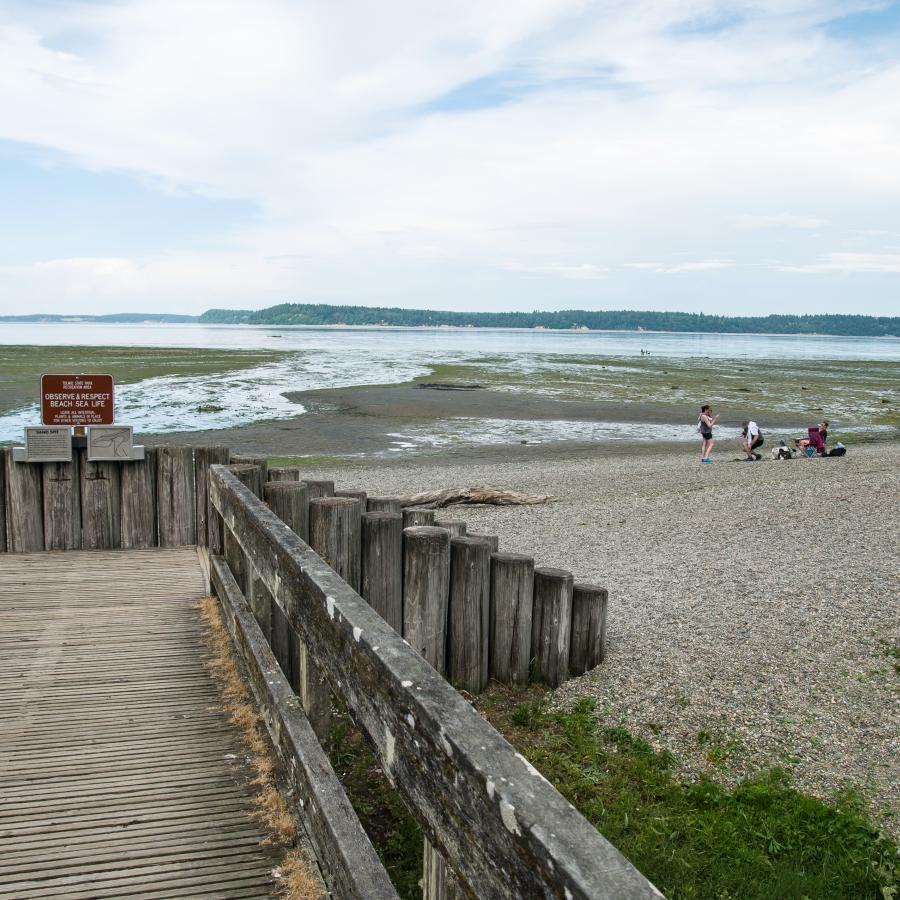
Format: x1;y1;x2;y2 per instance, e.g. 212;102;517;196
2;319;898;341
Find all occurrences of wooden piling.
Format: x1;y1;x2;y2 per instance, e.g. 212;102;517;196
367;496;402;514
194;446;229;549
0;449;6;553
335;488;367;507
569;583;609;676
156;446;196;547
402;526;451;674
402;507;434;528
531;567;574;688
4;455;43;552
264;481;309;541
309;497;362;591
434;519;466;536
80;452;121;551
231;454;268;484
304;479;335;500
361;512;403;632
42;456;81;551
490;552;535;685
448;536;491;693
120;449;158;549
469;532;499;552
267;465;301;482
406;525;463;899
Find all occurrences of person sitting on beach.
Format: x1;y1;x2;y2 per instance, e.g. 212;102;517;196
741;420;764;460
798;419;828;451
698;404;719;462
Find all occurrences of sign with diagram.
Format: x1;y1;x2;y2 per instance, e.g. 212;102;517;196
41;374;115;427
86;425;135;461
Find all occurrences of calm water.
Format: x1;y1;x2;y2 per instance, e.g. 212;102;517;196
1;323;898;442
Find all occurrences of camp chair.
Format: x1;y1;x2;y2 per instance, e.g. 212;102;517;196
805;426;825;457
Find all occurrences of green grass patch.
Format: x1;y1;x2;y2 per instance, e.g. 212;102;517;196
326;713;423;898
0;344;290;416
481;693;898;900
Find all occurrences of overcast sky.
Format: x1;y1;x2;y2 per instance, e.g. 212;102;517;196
1;0;899;317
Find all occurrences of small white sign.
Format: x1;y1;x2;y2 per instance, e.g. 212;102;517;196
23;426;72;462
87;425;134;461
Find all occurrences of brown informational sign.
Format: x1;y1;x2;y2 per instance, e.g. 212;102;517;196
41;374;115;427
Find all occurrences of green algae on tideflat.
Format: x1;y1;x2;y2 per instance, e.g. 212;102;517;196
0;345;292;417
415;357;900;428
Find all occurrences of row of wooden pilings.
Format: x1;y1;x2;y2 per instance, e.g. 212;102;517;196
224;458;607;699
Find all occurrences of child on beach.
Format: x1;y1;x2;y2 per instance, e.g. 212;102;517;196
698;405;719;462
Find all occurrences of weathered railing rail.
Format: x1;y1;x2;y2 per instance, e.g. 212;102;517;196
209;464;660;899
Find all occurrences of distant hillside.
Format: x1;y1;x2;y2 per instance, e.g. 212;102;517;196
199;303;900;337
0;313;198;323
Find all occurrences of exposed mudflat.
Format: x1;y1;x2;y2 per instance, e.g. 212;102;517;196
292;442;900;835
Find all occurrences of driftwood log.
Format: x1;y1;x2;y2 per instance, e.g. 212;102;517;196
396;487;555;509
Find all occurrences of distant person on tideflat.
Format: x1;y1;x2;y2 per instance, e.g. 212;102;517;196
698;404;719;462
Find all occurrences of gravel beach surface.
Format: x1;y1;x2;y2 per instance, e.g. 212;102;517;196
299;442;900;834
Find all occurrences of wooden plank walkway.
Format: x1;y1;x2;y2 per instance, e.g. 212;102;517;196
0;548;280;899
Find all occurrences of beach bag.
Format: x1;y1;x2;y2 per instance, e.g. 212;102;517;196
826;444;846;457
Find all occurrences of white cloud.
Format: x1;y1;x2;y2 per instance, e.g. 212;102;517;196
0;1;899;314
626;259;736;274
778;252;900;274
732;213;830;230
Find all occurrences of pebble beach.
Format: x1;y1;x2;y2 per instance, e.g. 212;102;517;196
301;442;900;834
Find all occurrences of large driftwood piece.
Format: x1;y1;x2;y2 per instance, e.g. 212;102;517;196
397;487;555;509
156;446;196;547
209;466;659;900
42;456;81;551
80;452;121;551
210;556;398;900
121;449;158;549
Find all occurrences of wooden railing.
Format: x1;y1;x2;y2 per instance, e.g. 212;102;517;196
208;464;661;899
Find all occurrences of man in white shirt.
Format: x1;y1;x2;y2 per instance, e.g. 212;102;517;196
742;420;764;460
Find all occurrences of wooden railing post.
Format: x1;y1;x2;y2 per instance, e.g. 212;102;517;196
80;451;121;551
4;453;43;553
156;446;195;548
402;507;434;528
305;479;335;500
267;465;301;482
231;453;268;484
0;448;7;553
225;464;267;635
265;481;310;687
42;456;81;551
434;519;466;537
195;446;230;550
121;448;158;549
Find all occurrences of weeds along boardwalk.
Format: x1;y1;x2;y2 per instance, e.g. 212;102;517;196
0;548;282;899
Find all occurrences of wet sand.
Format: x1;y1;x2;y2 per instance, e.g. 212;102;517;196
143;383;809;461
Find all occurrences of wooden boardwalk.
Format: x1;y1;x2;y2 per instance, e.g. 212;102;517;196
0;548;280;899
